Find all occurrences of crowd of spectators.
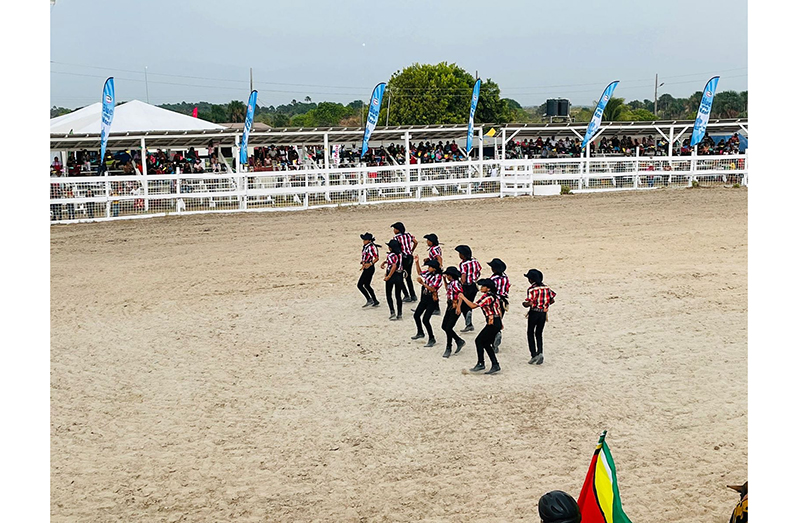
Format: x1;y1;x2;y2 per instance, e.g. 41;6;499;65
50;132;745;180
501;132;743;159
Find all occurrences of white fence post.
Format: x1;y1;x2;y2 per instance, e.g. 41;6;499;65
634;146;640;189
141;137;149;212
105;172;111;218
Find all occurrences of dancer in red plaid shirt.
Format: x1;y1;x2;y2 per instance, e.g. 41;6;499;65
423;233;443;316
455;245;481;332
458;278;502;375
411;255;443;347
487;258;510;351
381;239;406;321
522;269;556;365
440;266;467;358
391;222;418;302
357;233;380;308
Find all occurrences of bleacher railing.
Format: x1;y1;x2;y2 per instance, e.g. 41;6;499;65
48;153;747;223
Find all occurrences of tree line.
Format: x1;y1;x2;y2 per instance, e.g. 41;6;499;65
50;62;747;125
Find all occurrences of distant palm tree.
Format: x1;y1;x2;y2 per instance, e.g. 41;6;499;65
305;96;312;103
228;100;247;123
601;97;626;121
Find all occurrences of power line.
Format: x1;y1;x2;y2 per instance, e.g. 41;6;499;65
50;59;746;95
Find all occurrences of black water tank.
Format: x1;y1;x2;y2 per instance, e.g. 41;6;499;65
557;99;571;117
546;99;558;117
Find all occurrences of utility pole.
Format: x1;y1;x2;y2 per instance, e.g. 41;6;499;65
145;66;150;103
654;74;664;118
250;67;253;92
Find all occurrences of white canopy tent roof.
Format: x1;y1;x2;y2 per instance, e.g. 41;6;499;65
50;100;225;135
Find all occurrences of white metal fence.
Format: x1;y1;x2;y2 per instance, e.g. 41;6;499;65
48;153;747;223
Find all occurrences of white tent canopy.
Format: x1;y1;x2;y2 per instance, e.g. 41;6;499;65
50;100;225;134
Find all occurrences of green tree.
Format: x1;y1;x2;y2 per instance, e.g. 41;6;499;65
304;102;351;126
51;106;75;118
210;104;228;123
270;113;291;127
571;107;594;122
601;97;626;121
228;100;247;122
382;62;511;125
712;91;744;118
623;108;658;121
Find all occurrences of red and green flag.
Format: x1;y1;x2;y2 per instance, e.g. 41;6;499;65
577;431;634;523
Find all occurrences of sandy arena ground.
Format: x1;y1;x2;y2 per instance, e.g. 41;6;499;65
51;187;747;522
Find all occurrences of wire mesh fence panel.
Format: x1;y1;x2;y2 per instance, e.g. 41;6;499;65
670;159;693;172
48;153;748;223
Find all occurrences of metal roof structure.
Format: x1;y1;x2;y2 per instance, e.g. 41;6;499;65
49;119;748;151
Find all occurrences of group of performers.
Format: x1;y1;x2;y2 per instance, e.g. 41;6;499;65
357;222;556;375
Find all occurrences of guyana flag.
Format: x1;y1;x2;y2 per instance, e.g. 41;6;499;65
577;431;633;523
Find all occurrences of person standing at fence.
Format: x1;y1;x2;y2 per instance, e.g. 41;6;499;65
458;278;502;375
381;239;406;321
357;233;380;308
391;222;418;302
487;258;511;351
411;256;442;347
522;269;556;365
455;245;481;332
423;233;443;316
440;266;467;358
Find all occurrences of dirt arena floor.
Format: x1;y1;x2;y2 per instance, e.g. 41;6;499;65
50;187;748;522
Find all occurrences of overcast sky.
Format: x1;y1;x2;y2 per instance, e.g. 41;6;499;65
50;0;748;109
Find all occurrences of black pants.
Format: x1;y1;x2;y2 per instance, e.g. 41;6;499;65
413;292;436;339
357;266;378;302
87;202;95;219
461;283;478;327
385;273;405;315
401;255;416;299
475;318;501;366
441;303;463;348
66;203;75;220
527;310;547;357
51;204;62;221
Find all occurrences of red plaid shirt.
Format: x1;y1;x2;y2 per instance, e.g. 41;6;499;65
476;293;502;321
385;252;401;274
490;274;511;297
426;245;442;262
394;232;415;255
361;243;378;264
421;272;442;294
525;285;556;312
446;279;463;303
459;258;482;284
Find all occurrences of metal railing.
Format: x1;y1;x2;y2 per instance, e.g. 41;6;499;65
48;153;747;223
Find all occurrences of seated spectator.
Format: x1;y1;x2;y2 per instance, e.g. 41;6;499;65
51;156;63;176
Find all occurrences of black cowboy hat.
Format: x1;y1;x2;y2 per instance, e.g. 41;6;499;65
423;259;441;270
487;258;507;273
386;239;402;251
390;222;405;233
454;245;472;259
476;278;496;291
443;266;461;279
423;233;439;245
524;269;543;284
360;232;375;241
